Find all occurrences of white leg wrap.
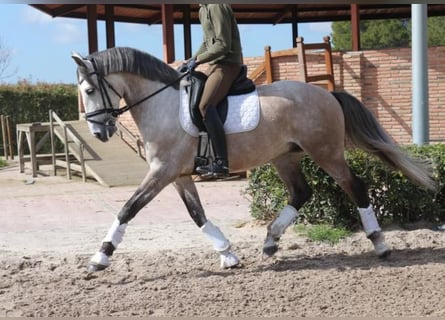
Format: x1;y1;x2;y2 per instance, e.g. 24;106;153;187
269;205;298;238
103;218;128;249
90;251;110;267
358;204;381;236
201;220;230;252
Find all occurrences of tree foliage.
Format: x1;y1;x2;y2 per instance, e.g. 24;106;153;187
332;16;445;50
427;16;445;47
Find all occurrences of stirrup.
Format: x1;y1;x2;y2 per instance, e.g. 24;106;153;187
196;159;229;178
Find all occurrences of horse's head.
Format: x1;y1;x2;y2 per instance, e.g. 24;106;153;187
72;52;121;142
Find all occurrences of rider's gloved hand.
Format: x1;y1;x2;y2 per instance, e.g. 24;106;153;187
186;58;198;72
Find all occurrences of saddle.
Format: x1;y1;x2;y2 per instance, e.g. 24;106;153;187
188;65;256;132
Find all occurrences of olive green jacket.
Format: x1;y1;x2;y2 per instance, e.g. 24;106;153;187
193;4;243;65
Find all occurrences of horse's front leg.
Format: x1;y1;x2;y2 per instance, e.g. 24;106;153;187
88;170;173;272
173;176;240;269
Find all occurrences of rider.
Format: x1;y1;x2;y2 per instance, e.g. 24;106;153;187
183;4;243;178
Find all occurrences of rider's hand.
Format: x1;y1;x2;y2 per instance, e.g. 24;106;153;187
186;59;198;72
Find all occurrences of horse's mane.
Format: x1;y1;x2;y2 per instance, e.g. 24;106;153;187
87;47;180;88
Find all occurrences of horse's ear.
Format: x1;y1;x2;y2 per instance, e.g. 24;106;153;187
71;51;89;69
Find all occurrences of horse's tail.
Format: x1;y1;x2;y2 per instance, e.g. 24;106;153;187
331;91;437;191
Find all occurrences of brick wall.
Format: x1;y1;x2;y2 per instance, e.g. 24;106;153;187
244;45;445;144
118;45;445;146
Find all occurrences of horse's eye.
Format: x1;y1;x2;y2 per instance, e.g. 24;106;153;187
86;88;95;95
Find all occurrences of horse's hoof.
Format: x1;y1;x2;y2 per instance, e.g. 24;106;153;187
220;251;241;269
87;263;108;273
369;231;391;258
263;235;279;259
378;249;392;259
262;245;278;259
88;251;110;272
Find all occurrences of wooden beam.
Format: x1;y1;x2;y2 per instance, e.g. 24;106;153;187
273;5;293;25
51;4;84;17
351;4;360;51
105;5;116;48
87;5;98;54
161;4;175;63
147;12;162;25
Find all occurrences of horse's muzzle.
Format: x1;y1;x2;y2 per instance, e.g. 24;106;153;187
90;122;117;142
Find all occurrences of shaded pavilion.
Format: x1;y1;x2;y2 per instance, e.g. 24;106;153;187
31;4;445;63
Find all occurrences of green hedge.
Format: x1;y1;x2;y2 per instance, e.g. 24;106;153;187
0;81;78;154
245;145;445;230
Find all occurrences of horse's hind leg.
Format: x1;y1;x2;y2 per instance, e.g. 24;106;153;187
173;176;240;269
263;152;313;257
349;173;391;257
310;150;391;258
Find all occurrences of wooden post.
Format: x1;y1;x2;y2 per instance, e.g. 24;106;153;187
264;46;273;84
105;5;116;49
28;126;38;177
87;4;98;54
296;36;307;82
323;36;335;91
79;143;86;182
291;6;298;48
182;5;192;59
49;110;56;176
17;128;24;173
6;116;13;159
162;4;175;63
351;4;360;51
63;126;71;180
1;115;7;159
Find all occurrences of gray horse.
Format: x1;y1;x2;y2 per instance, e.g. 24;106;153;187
72;47;436;272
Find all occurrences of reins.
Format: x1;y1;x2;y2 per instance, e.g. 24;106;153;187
84;59;189;125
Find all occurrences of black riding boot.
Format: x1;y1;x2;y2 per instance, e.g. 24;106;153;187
196;105;229;178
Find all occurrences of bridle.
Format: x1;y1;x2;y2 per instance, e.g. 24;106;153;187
82;58;189;127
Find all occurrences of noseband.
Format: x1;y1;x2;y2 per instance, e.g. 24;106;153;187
82;58;189;127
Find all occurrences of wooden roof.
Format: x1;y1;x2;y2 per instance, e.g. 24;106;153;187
30;4;445;62
31;4;445;25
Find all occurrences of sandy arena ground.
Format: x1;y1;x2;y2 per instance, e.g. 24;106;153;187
1;160;445;317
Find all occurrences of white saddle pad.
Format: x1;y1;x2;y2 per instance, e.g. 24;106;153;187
179;88;260;137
